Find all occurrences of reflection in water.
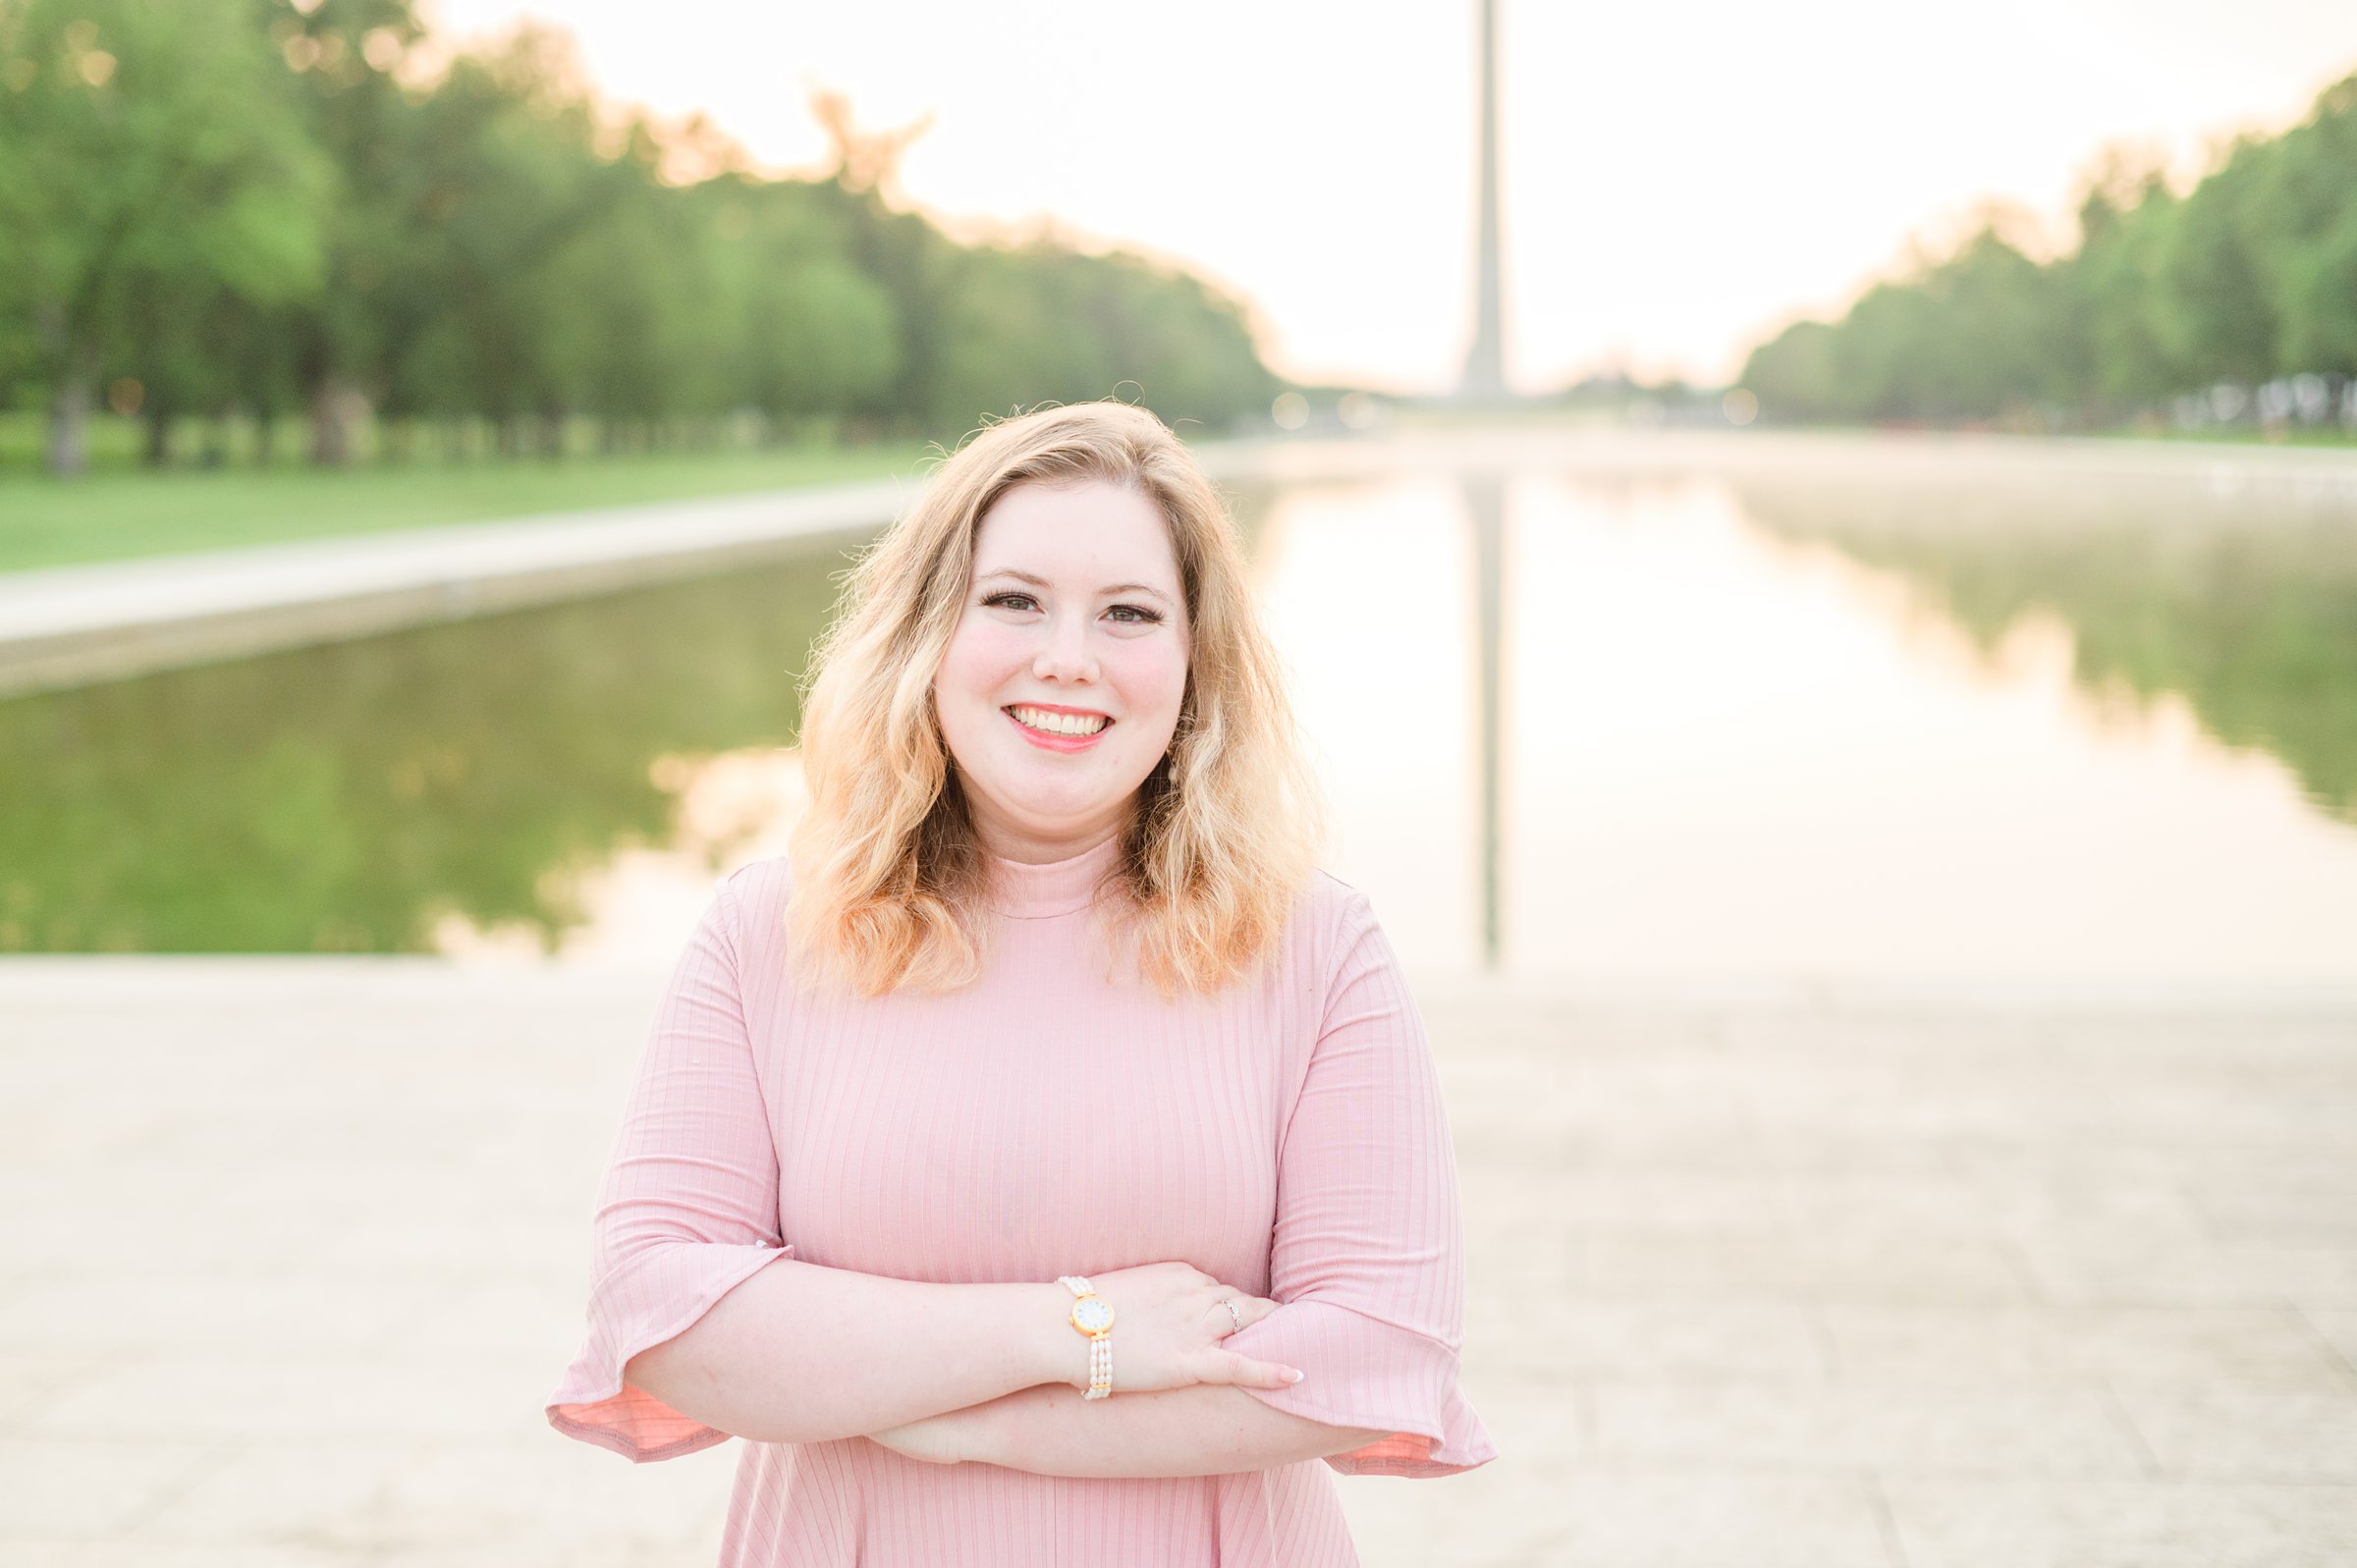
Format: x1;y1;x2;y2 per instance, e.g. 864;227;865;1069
1724;463;2357;825
432;746;809;964
1463;472;1508;971
1484;469;2357;982
4;438;2355;980
0;552;846;951
1253;475;1483;973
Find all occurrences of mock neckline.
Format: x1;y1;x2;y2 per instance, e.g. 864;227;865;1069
983;832;1126;920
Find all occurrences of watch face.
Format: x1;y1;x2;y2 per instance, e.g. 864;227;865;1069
1072;1297;1114;1333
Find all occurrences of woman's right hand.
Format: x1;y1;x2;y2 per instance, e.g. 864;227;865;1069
1056;1263;1301;1394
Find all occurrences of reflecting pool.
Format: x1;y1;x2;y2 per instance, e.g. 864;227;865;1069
6;431;2355;983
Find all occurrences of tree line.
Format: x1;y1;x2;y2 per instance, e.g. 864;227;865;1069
1738;69;2357;431
0;0;1281;475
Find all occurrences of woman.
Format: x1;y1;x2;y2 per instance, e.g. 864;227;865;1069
545;401;1496;1565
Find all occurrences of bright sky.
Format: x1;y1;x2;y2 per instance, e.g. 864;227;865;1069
425;0;2357;394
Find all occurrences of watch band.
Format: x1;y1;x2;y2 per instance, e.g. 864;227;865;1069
1056;1274;1116;1399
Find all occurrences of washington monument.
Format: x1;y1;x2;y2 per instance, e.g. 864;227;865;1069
1458;0;1508;400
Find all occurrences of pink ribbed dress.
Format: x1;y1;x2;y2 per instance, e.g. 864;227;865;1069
545;832;1496;1565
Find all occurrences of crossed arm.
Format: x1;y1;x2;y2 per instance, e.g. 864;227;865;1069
602;1250;1391;1475
875;1379;1393;1479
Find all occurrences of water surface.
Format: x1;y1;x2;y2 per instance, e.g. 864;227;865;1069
6;433;2354;983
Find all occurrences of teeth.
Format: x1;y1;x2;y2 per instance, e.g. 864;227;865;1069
1011;706;1109;736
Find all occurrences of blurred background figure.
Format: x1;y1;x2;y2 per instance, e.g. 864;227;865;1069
3;2;2355;1565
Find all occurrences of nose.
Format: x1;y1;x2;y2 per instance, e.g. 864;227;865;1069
1032;608;1100;685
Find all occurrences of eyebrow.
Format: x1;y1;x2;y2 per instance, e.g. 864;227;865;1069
976;568;1176;608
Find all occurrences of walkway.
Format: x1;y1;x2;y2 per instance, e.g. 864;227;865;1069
0;479;913;698
1;960;2352;1565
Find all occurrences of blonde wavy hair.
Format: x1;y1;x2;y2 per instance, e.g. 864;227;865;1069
783;401;1329;1000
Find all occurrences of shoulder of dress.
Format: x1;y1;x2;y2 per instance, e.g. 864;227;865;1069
1305;865;1357;897
713;854;797;922
1291;867;1378;954
1301;866;1371;917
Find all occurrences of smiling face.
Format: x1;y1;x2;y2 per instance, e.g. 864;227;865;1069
933;478;1191;863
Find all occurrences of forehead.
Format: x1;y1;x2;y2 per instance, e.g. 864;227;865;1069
970;479;1179;583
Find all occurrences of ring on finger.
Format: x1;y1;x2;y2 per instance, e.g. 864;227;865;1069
1219;1297;1242;1333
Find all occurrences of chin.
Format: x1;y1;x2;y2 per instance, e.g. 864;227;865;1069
999;765;1133;807
1009;787;1123;821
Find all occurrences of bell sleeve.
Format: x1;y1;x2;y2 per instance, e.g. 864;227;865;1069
544;869;795;1463
1217;887;1499;1478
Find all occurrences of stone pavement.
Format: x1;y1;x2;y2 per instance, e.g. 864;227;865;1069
2;960;2354;1566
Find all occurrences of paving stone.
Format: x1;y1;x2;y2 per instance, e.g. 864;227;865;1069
2301;1309;2357;1376
1818;1304;2349;1389
121;1439;421;1548
1563;1228;2031;1305
0;1351;115;1429
1589;1377;2148;1476
16;1354;539;1444
2013;1235;2357;1308
1881;1476;2357;1568
301;1217;585;1279
2106;1384;2357;1482
1816;1164;2214;1245
0;1436;226;1540
1740;1058;2339;1143
0;1208;254;1277
5;963;2354;1563
370;1440;725;1554
1336;1397;1572;1568
1345;1460;1893;1568
0;1546;361;1567
367;1547;720;1568
1482;1168;1789;1230
2181;1169;2357;1244
0;1271;442;1358
1470;1298;1825;1380
387;1272;597;1364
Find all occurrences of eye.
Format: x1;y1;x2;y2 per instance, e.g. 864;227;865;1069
982;591;1037;612
1109;604;1164;624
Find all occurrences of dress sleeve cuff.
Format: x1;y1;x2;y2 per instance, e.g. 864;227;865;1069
544;1239;794;1463
1223;1297;1499;1478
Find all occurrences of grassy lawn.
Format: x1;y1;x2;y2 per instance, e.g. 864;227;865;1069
0;433;936;574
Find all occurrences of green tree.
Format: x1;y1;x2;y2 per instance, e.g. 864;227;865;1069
0;0;328;474
2153;135;2281;388
2064;149;2181;414
707;177;901;440
0;10;1287;468
276;0;435;463
1734;69;2357;428
1740;318;1844;422
2263;76;2357;378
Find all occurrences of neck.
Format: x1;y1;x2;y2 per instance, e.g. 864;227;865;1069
981;829;1127;919
969;803;1132;867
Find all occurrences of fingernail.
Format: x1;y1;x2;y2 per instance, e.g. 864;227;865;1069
1287;1369;1305;1383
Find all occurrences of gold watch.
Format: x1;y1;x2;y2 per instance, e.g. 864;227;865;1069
1056;1274;1115;1399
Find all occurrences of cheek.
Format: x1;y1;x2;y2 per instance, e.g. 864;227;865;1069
941;622;1028;693
1110;641;1188;716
